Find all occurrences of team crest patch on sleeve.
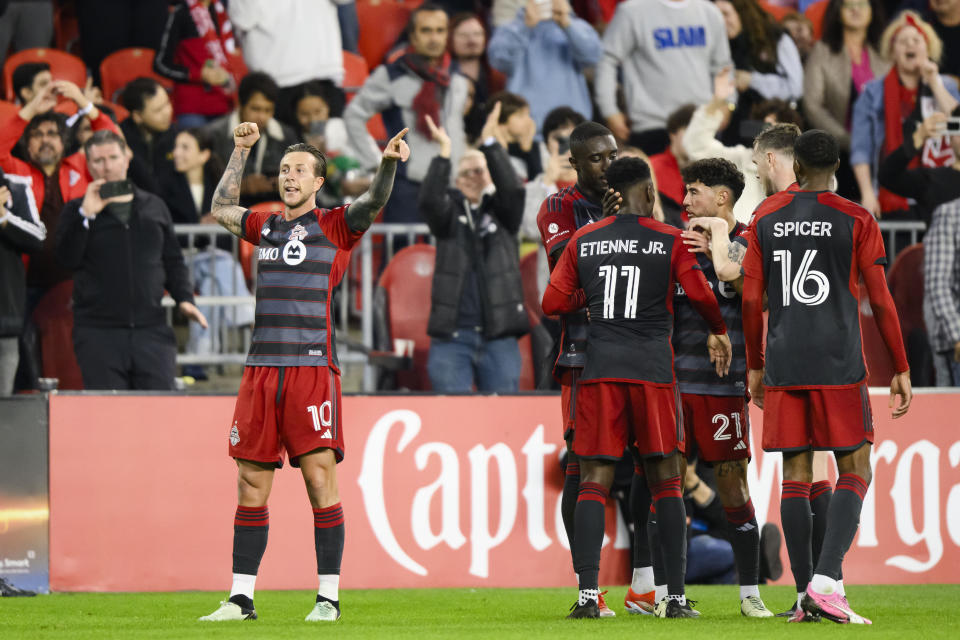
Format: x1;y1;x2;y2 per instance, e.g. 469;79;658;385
229;422;240;446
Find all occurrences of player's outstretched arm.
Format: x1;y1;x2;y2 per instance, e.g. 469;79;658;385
346;128;410;232
211;122;258;237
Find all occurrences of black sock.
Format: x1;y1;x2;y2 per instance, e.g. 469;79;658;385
809;481;833;574
573;482;607;592
780;481;813;593
647;505;665;586
232;505;269;578
724;498;760;587
313;503;345;575
650;476;686;597
630;464;652;570
562;455;580;568
815;474;867;581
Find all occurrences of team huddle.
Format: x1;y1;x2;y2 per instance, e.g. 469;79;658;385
195;115;911;625
538;121;912;623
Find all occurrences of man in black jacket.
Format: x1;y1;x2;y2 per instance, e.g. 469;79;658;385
55;130;207;390
420;103;529;392
0;169;45;395
119;77;177;196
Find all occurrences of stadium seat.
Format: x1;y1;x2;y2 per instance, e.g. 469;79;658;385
805;0;828;40
375;243;435;390
53;2;81;55
887;243;934;384
357;1;412;70
3;48;87;101
51;98;129;123
342;50;369;98
758;0;793;21
99;48;174;104
0;99;19;121
32;280;84;390
858;281;896;386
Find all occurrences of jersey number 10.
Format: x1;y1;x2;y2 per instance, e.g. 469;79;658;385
598;265;642;319
772;249;830;306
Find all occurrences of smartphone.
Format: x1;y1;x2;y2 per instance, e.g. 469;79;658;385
555;135;570;155
946;117;960;135
99;179;134;199
535;0;552;20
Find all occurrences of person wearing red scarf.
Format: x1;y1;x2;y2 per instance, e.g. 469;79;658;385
851;10;960;217
344;4;470;225
155;0;243;128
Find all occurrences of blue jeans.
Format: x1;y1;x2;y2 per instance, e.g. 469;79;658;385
427;328;520;393
686;534;737;584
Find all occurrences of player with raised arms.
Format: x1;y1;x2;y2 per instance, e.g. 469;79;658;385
543;156;732;619
199;121;410;622
741;130;912;624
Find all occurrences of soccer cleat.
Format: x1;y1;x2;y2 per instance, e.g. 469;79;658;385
654;598;699;619
597;590;616;617
787;607;821;623
740;595;774;618
198;600;257;621
567;600;600;619
305;600;341;622
624;587;656;615
801;586;871;625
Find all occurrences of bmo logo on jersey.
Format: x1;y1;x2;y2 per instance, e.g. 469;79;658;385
282;239;307;265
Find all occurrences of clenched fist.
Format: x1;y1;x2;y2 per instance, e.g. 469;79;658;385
234;122;260;149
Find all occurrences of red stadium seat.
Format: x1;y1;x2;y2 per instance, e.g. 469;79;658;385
758;1;793;21
805;0;829;40
99;48;174;104
859;281;896;386
342;50;369;98
377;243;435;390
357;1;412;70
3;48;87;101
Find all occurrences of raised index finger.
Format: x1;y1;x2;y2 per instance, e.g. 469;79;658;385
390;128;410;144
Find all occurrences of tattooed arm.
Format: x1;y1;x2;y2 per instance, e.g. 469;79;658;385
345;128;410;232
211;122;258;237
685;216;745;283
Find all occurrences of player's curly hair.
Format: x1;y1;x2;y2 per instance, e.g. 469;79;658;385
282;143;327;179
794;130;840;171
604;157;652;196
681;158;746;203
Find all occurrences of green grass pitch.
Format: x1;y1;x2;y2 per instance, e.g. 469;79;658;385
2;584;958;639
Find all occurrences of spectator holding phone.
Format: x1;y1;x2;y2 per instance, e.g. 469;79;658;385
55;130;207;390
487;0;602;131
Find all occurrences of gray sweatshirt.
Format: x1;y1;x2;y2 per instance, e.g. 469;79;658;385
595;0;732;133
343;60;468;184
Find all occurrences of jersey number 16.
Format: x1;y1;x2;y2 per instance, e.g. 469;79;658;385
772;249;830;306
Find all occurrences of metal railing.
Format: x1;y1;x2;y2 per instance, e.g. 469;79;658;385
878;220;926;258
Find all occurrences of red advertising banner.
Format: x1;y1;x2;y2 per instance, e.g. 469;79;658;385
48;392;960;591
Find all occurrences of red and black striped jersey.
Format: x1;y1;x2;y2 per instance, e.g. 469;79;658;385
742;188;894;387
241;205;362;370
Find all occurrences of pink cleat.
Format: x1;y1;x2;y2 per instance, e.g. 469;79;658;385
787;607;820;623
802;586;871;624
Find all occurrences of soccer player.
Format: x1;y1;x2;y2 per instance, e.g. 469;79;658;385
199;122;410;622
741;130;912;624
542;157;732;619
536;122;652;616
684;124;849;615
674;158;774;618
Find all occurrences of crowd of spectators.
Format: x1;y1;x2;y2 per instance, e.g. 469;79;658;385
1;0;960;395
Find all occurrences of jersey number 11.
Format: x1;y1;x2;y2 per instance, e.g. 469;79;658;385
599;265;642;319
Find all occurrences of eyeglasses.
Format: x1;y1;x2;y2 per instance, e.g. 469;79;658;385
458;167;485;178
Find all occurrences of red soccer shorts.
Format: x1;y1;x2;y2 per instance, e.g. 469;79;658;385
681;393;751;463
559;368;580;442
761;383;874;452
574;381;684;460
229;365;344;466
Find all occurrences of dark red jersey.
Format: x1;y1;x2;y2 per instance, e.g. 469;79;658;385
741;188;908;388
543;214;726;384
537;185;603;370
241;205;362;370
